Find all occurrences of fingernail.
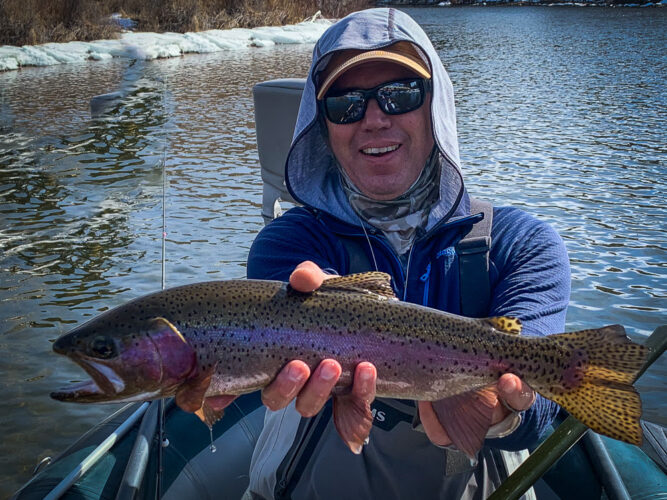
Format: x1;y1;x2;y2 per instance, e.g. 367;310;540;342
320;362;338;381
287;364;305;383
504;378;517;394
358;367;374;392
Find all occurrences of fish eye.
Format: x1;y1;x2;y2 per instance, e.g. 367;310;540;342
89;335;117;359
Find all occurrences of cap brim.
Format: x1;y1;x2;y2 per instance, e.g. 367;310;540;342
317;50;432;100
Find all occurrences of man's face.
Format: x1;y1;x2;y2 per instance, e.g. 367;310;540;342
325;61;435;201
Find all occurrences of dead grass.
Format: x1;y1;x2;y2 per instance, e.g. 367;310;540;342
0;0;371;46
0;0;118;46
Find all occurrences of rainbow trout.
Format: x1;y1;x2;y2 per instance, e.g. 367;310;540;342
51;273;647;457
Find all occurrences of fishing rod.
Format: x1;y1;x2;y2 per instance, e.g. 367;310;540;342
115;71;170;500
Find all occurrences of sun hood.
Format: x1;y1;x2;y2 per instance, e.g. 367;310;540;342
285;8;469;229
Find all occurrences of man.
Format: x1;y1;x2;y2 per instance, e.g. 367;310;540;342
246;7;570;499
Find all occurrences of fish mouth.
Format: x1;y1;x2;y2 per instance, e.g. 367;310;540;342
51;358;125;402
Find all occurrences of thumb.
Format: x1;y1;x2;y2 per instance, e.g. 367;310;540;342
289;261;335;292
497;374;535;412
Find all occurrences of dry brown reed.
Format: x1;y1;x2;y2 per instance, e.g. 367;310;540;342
0;0;371;47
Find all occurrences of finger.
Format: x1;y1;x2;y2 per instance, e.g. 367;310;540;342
497;374;535;412
351;362;377;403
261;360;310;411
295;359;342;417
290;261;332;292
417;401;452;447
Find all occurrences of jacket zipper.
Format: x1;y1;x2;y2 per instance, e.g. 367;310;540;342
420;262;432;306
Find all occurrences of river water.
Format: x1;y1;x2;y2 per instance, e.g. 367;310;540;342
1;6;665;497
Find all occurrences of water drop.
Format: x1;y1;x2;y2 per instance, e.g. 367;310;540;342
209;427;216;453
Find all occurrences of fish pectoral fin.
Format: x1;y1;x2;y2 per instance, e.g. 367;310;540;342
194;395;238;428
482;316;522;335
332;393;374;454
320;272;398;301
431;387;498;459
175;362;217;414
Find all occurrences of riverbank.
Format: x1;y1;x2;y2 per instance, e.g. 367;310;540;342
382;0;665;5
0;0;369;47
0;16;333;71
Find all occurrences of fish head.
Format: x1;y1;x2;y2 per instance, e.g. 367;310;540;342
51;313;197;404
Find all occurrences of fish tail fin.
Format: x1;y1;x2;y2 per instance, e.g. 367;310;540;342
533;324;646;445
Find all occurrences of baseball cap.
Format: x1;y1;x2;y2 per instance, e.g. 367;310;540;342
316;41;432;100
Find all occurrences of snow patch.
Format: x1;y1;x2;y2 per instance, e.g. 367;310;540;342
0;18;332;72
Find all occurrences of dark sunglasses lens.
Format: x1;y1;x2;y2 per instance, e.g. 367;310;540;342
325;93;366;124
377;81;424;115
323;79;427;124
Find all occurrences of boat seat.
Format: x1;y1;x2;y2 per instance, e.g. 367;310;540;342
252;78;305;224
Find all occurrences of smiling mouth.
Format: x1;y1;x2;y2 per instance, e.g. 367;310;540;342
361;144;400;156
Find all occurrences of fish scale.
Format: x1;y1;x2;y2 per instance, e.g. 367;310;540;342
51;272;647;458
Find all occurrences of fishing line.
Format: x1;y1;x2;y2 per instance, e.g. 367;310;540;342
156;73;170;500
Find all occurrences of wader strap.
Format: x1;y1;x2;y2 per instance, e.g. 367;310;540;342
340;236;373;274
274;403;333;499
456;198;493;318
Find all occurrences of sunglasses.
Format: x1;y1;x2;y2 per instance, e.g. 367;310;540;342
320;78;432;125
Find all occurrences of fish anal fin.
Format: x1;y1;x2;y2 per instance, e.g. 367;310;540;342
320;272;398;301
194;394;237;428
333;393;374;454
175;362;217;414
431;387;498;459
483;316;522;335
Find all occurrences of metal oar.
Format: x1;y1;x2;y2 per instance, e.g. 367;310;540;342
115;401;159;500
489;324;666;500
43;402;149;500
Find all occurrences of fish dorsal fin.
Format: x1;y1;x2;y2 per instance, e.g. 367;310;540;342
319;272;398;301
483;316;522;335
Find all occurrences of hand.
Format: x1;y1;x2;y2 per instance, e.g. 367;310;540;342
418;374;535;447
261;261;378;418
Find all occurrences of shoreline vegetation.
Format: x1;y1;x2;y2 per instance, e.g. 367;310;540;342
1;0;663;48
0;0;370;47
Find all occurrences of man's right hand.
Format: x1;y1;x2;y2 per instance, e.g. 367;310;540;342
260;261;377;417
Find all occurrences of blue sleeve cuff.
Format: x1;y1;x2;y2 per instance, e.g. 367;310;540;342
485;395;560;450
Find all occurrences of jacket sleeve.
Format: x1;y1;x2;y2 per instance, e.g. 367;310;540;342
247;207;347;281
485;207;571;451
